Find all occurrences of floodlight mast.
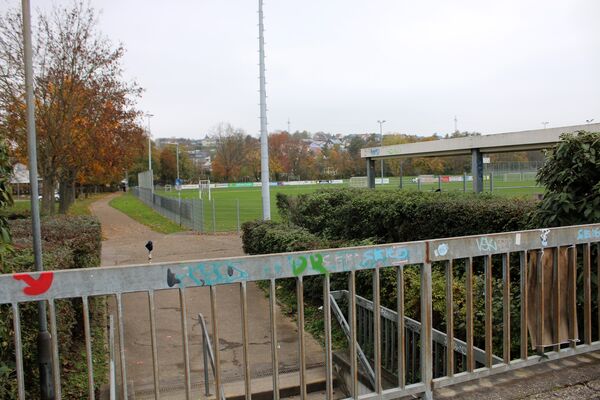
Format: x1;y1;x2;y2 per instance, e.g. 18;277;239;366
259;0;271;220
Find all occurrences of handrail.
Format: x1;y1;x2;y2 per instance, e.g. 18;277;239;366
329;292;377;389
198;313;226;400
2;223;599;400
331;290;504;366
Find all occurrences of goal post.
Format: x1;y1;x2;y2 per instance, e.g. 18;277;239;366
349;176;368;188
199;179;211;200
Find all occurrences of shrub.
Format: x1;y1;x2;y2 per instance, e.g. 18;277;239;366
279;189;535;243
531;131;600;227
241;220;323;255
0;215;106;399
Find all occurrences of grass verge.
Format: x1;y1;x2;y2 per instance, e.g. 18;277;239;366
68;194;109;216
109;192;186;234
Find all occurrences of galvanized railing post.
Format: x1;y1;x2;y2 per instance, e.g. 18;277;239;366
421;262;433;399
236;199;241;234
485;255;493;367
323;275;334;399
12;303;25;400
552;248;561;353
445;260;454;376
397;264;406;388
373;266;382;394
502;253;511;363
269;279;280;400
520;251;528;359
109;315;116;400
536;250;544;354
349;271;359;398
296;276;307;398
584;243;592;344
240;282;252;399
82;296;96;400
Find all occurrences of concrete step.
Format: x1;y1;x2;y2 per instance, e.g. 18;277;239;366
133;366;344;400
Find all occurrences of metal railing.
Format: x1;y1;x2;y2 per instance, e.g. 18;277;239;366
330;290;502;388
0;223;598;399
199;313;226;400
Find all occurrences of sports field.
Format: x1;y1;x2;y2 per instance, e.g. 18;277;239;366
153;176;543;232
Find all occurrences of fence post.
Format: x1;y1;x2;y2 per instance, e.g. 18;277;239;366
212;200;216;234
178;192;182;226
236;199;240;234
438;175;442;191
463;172;467;192
421;262;433;399
200;199;204;233
417;178;421;191
490;173;494;192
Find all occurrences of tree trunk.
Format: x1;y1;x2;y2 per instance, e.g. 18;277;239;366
58;178;76;214
41;175;56;215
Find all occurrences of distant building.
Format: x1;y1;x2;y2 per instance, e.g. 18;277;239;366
188;150;212;171
10;163;30;184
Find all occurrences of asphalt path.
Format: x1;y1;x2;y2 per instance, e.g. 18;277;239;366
91;193;324;398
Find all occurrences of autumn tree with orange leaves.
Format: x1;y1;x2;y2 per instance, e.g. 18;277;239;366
211;123;247;182
0;2;145;214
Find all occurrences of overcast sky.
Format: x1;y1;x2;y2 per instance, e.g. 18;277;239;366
3;0;600;138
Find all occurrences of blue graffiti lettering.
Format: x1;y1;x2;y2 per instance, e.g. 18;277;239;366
175;262;249;287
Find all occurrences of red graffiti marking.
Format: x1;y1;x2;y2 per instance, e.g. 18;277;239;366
13;271;54;296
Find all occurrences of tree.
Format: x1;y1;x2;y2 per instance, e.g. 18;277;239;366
211;123;246;182
0;2;144;214
532;131;600;227
0;140;13;264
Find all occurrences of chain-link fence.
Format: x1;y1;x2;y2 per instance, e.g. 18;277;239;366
132;187;244;234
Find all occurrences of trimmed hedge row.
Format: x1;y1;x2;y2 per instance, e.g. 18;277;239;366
277;189;536;243
1;216;106;399
245;190;536;361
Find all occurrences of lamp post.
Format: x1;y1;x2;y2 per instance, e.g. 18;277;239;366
21;0;53;397
145;113;154;171
541;121;549;129
377;120;386;183
586;119;594;125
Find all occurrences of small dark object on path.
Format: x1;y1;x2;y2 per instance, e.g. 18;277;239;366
145;240;153;261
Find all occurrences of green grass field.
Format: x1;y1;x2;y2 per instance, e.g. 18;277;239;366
2;177;544;235
150;176;543;233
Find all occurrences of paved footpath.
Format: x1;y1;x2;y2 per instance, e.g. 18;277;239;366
91;193;324;399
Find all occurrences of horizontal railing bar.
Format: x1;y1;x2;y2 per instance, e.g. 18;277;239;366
429;223;599;261
0;241;423;304
432;342;600;389
2;223;598;304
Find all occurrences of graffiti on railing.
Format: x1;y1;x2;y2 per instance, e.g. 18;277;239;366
475;236;512;253
578;228;600;240
291;254;328;276
13;271;54;295
165;245;411;289
168;262;249;288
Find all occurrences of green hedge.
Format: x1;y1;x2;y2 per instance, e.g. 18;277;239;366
245;190;536;360
0;216;106;399
277;189;535;243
